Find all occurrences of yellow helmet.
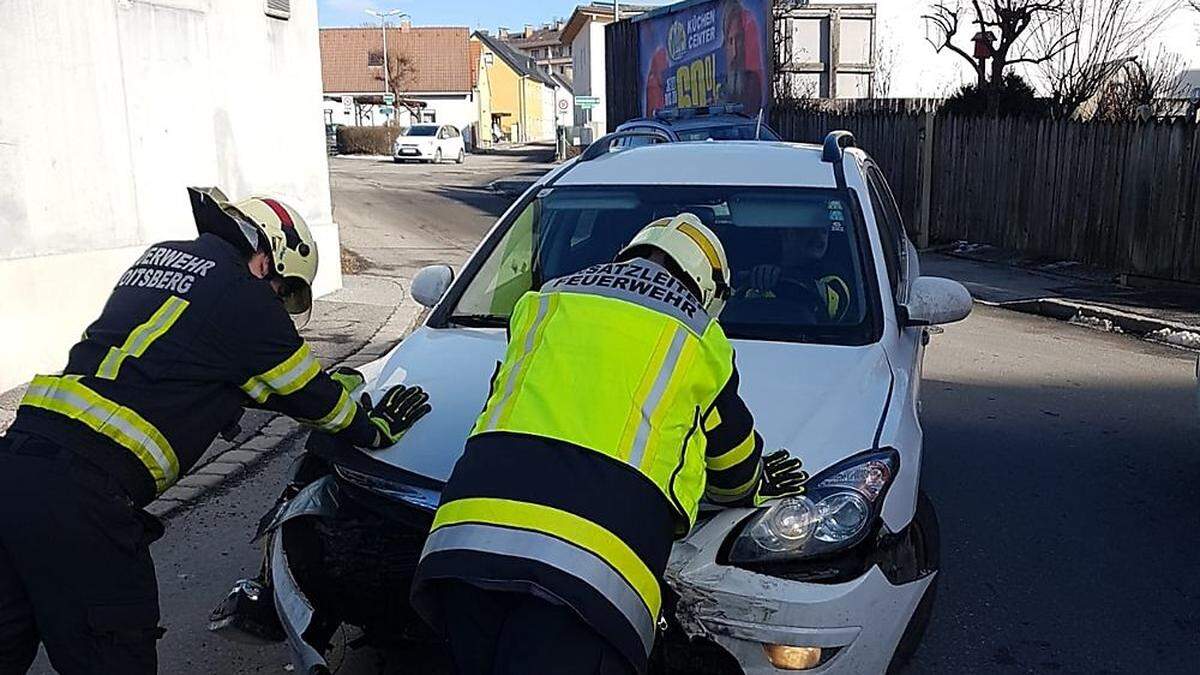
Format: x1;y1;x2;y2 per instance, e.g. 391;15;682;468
617;212;732;317
188;187;319;316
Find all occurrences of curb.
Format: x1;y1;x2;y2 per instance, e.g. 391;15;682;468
977;297;1200;352
145;303;429;519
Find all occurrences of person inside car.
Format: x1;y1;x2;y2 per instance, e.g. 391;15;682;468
735;220;853;322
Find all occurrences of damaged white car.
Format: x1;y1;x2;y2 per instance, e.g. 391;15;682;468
210;132;972;674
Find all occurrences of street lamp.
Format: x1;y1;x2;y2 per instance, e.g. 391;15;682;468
365;8;409;119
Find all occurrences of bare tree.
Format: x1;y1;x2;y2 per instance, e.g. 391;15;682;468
1034;0;1179;117
372;52;419;124
924;1;1076;88
1093;48;1188;120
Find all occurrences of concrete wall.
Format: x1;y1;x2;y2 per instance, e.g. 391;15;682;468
0;0;338;392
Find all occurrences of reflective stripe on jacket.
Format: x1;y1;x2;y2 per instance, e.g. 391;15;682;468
11;234;376;506
413;258;767;673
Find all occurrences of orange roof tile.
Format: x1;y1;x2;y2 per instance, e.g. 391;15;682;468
320;27;473;94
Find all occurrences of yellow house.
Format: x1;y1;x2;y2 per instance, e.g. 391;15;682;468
472;31;556;144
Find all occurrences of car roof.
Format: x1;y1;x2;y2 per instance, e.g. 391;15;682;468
554;141;844;188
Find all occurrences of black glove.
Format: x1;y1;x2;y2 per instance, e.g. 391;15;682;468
754;449;808;506
329;367;365;393
361;385;431;449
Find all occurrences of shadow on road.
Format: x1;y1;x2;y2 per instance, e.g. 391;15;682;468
917;376;1199;673
476;143;556;164
434;185;519;219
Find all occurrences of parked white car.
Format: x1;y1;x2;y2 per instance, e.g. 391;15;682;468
393;124;466;164
213;133;973;674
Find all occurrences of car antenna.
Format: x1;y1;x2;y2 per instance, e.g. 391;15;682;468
755;109;764;140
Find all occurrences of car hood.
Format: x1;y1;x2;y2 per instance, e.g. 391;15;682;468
356;326;894;484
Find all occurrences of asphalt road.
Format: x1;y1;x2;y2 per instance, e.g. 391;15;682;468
30;153;1199;674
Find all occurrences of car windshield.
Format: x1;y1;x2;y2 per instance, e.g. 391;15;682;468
406;126;438;137
674;124;781;141
445;185;880;345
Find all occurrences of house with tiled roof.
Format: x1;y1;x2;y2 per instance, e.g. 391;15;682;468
561;3;657;133
472;31;561;144
319;23;479;136
500;21;574;82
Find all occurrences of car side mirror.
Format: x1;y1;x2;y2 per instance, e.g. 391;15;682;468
411;264;454;308
899;276;972;327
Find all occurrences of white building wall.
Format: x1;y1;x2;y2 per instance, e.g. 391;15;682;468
555;85;575;127
541;85;558;139
323;93;476;132
0;0;339;393
571;20;610;134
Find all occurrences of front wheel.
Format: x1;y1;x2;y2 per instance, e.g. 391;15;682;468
433;149;443;164
455;149;465;164
888;490;940;673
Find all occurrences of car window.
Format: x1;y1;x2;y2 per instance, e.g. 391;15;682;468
614;126;671;148
864;167;904;297
448;185;881;345
455;200;537;319
674;124;781;141
406;126;438;137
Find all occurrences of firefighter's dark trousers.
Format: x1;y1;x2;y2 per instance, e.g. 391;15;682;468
0;433;164;675
436;580;635;675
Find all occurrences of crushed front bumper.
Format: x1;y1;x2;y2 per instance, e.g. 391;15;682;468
215;475;932;675
666;509;934;674
209;476;341;675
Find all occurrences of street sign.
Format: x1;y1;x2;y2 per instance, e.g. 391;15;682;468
384;93;395;105
342;95;353;114
379;106;394;116
576;95;601;106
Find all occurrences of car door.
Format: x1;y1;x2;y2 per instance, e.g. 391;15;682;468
863;163;926;401
436;126;449;158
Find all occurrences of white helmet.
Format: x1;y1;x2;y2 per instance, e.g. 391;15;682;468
617;212;732;317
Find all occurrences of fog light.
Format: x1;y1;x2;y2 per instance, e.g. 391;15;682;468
763;644;822;670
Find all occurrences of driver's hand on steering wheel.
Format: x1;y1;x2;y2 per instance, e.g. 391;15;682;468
748;264;783;292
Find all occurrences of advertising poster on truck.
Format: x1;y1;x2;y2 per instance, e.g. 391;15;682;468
637;0;771;117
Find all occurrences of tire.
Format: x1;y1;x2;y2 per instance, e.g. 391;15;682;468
392;158;402;164
888;491;941;673
433;149;442;164
456;149;465;164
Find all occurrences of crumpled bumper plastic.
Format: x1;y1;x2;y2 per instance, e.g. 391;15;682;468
665;509;934;674
263;476;342;675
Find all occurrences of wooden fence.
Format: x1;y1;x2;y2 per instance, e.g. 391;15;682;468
772;104;1200;285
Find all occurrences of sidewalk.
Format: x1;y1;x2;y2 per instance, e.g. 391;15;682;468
0;273;426;516
922;244;1200;350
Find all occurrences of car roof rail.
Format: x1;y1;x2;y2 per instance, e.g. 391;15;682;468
821;130;856;163
821;130;856;189
579;129;673;162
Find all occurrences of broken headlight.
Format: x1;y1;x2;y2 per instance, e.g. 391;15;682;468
728;449;898;564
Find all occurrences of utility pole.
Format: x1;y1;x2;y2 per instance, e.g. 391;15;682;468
366;8;409;122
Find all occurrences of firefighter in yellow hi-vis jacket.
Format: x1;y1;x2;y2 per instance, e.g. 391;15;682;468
411;213;808;675
0;188;430;674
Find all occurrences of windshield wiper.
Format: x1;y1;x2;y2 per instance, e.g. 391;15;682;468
447;314;508;328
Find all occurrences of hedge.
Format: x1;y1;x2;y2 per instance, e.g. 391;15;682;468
336;126;402;155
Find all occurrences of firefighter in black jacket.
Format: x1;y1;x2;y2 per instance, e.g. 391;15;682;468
0;188;431;674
